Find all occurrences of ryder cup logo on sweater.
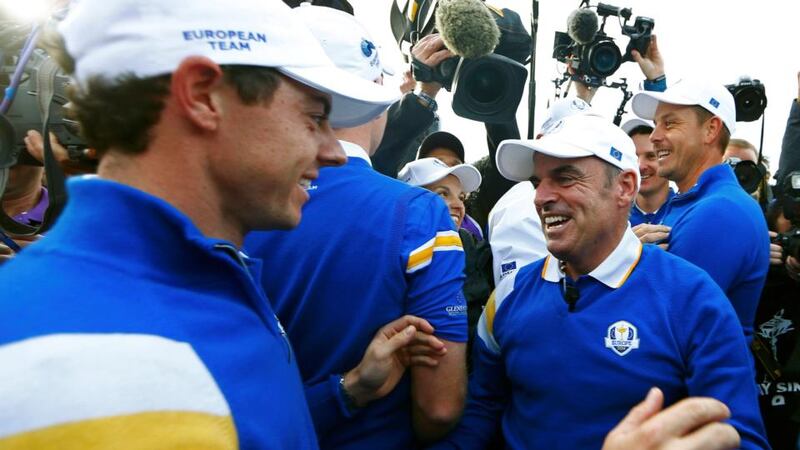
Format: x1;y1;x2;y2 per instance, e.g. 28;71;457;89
604;320;639;356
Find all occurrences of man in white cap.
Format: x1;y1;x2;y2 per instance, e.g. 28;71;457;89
0;0;419;448
432;114;767;449
631;79;770;342
621;117;675;226
245;5;467;448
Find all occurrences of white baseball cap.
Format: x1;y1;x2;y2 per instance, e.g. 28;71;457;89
399;157;482;193
57;0;398;128
496;114;640;187
620;118;654;135
294;4;396;82
539;97;593;136
631;79;737;134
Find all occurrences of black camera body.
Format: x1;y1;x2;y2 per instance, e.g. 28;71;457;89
725;76;767;122
553;3;654;85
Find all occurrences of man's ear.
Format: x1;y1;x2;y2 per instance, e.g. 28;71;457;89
617;170;638;207
703;115;724;148
170;56;226;131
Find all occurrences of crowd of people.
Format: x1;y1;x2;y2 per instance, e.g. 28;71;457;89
0;0;798;449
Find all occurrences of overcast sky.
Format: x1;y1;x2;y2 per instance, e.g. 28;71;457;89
352;0;800;176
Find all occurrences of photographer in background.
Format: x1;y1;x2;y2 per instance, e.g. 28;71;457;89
371;33;448;178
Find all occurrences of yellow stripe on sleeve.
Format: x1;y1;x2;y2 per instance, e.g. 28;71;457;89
406;231;463;273
484;291;497;337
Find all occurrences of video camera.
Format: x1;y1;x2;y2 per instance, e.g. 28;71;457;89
725;76;767;122
773;171;800;260
0;20;86;172
390;0;532;123
553;2;654;86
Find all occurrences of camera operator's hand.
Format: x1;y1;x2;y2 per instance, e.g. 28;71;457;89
633;223;670;249
602;388;739;450
796;71;799;104
0;233;42;265
632;34;665;82
24;130;98;176
341;315;445;408
411;34;454;99
787;255;800;282
399;69;416;95
768;231;785;266
566;64;597;104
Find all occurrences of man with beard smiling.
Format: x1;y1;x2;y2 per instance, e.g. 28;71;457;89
631;80;770;342
432;113;767;449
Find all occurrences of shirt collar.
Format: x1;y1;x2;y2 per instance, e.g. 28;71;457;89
339;140;372;167
541;227;643;288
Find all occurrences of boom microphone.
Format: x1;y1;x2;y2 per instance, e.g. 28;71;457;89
435;0;500;59
567;8;599;45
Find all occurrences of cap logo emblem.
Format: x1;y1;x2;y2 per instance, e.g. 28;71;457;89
361;39;375;57
609;147;622;162
709;98;720;109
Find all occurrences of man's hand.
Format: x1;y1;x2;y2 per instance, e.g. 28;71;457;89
796;71;799;104
342;315;445;408
633;223;671;248
399;70;416;95
24;130;97;175
0;233;42;265
768;231;784;266
632;34;665;81
411;34;454;98
602;388;740;450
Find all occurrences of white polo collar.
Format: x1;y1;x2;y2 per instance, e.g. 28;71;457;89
541;227;643;288
340;140;372;167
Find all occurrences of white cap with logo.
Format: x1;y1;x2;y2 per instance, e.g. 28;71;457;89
293;4;395;82
496;114;640;188
399;157;482;193
631;79;737;134
57;0;398;128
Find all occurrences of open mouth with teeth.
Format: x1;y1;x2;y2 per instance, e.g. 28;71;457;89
299;179;312;189
544;215;570;230
657;149;671;161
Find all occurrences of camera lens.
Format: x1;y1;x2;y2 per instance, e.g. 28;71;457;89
734;87;767;122
587;40;621;77
466;64;505;104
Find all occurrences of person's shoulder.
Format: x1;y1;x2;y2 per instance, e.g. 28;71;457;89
638;246;726;301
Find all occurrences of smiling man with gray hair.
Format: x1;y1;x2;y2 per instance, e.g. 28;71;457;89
433;113;767;449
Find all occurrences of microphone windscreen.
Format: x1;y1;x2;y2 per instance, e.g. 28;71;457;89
567;8;598;45
435;0;500;59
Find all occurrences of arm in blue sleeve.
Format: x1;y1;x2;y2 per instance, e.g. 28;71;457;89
304;375;355;439
643;75;667;92
428;309;510;449
679;278;769;450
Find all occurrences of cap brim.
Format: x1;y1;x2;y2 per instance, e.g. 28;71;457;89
279;65;399;128
496;138;593;182
450;164;482;193
620;118;654;135
631;91;698;121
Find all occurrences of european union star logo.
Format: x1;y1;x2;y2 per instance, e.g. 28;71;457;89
610;147;622;161
501;261;516;273
709;98;720;108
